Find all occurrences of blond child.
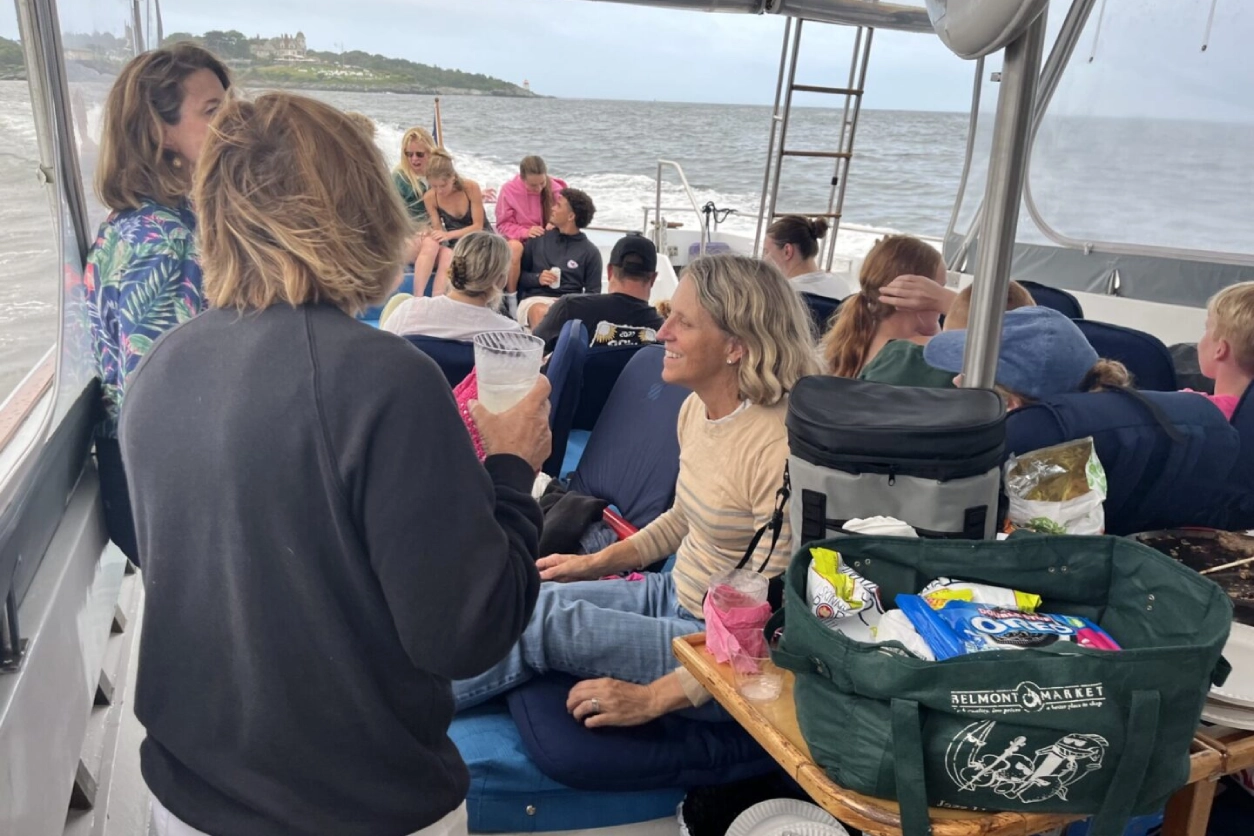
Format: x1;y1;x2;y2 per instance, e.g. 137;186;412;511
1195;281;1254;420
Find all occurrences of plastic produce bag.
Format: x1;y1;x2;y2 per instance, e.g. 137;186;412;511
1004;437;1107;535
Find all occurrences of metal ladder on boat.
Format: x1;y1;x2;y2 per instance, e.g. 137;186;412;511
754;18;874;272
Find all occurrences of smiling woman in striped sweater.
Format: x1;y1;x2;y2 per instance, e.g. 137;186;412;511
454;253;820;727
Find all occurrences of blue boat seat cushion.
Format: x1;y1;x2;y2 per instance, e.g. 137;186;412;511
404;335;474;387
1017;280;1084;319
543;321;589;477
506;673;776;793
1217;382;1254;529
1073;319;1178;391
798;292;842;335
1005;389;1241;534
573;345;648;432
569;346;689;529
449;702;683;833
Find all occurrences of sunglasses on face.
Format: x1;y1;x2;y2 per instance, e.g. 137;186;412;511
406;151;427;159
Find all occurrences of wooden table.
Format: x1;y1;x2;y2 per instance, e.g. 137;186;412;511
1165;725;1254;836
673;633;1232;836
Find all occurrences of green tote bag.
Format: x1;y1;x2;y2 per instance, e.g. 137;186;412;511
769;535;1232;836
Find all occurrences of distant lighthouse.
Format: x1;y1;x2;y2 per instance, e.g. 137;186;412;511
523;79;531;92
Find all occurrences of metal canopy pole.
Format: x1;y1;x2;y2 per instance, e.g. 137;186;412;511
960;10;1048;390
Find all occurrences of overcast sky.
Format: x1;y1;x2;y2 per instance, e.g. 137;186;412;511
9;0;979;110
5;0;1253;118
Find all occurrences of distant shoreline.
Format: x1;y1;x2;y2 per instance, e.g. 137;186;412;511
1;68;545;98
239;78;545;98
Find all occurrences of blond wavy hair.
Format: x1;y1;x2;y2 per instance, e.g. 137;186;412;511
95;43;231;211
194;94;410;314
424;148;463;191
1210;281;1254;374
683;254;819;406
449;232;510;308
392;126;436;195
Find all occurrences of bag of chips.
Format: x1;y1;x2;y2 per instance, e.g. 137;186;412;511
806;546;884;642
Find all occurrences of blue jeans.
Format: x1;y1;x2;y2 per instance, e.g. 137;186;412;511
454;572;725;720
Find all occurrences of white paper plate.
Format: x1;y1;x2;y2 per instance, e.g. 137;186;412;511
1211;623;1254;709
726;799;846;836
1201;698;1254;731
752;819;852;836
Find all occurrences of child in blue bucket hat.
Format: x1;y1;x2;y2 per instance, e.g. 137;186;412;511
924;306;1131;409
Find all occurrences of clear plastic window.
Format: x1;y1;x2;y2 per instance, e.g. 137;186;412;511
1026;0;1254;257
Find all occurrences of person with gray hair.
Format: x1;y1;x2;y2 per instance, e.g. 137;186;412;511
383;231;523;341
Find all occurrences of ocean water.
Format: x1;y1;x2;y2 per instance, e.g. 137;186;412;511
0;82;61;403
0;81;970;401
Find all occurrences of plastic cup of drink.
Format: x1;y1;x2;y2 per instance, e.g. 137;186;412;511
734;654;783;703
473;331;544;413
706;568;768;610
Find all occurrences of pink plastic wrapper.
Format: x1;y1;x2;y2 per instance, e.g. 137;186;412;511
703;584;771;674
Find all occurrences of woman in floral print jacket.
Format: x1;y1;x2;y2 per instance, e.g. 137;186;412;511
84;43;230;562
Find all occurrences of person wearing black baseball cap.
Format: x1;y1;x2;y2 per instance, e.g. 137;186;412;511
532;233;665;352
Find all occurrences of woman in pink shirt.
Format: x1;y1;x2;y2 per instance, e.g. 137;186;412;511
498;156;566;304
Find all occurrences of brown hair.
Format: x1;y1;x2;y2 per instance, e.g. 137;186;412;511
767;215;829;260
393;126;436;196
424;148;463;191
95;43;231;211
195;94;410;314
683;255;820;406
821;235;945;378
345;112;376;140
944;280;1036;332
1209;281;1254;375
520;155;557;225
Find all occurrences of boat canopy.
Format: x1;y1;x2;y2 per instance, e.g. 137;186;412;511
947;0;1254;308
580;0;935;33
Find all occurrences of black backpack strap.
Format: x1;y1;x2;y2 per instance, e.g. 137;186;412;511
736;464;791;575
1108;386;1186;443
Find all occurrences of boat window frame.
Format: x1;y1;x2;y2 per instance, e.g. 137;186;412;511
0;0;94;534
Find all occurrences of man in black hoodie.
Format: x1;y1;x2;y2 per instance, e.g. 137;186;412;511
516;187;602;330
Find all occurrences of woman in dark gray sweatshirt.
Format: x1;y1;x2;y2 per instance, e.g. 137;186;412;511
120;92;550;836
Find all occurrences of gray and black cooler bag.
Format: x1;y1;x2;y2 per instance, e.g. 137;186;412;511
787;376;1006;550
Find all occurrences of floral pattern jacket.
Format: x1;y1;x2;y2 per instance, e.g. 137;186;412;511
84;200;204;438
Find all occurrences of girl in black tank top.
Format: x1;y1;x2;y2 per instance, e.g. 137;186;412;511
422;149;493;244
416;149;493;295
436;195;494;237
